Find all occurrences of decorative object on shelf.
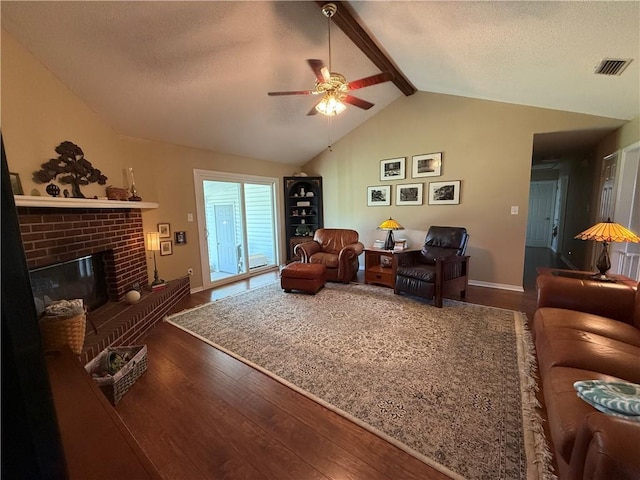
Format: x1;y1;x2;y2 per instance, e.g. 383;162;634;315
33;141;107;198
9;172;23;195
412;152;442;178
295;224;311;236
106;185;129;201
428;180;461;205
300;187;306;196
160;240;173;256
127;167;142;201
175;231;187;245
574;218;640;281
296;200;311;207
367;185;391;206
124;289;141;305
377;217;404;250
146;232;165;286
396;183;423;206
46;183;61;197
380;255;393;268
306;191;314;197
380;157;406;181
158;223;170;238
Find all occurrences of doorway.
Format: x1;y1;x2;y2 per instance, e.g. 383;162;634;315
194;170;280;289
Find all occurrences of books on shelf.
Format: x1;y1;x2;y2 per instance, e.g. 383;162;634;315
393;240;408;251
373;239;385;249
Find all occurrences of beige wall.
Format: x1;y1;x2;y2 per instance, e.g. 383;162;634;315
303;92;628;289
1;30;293;290
4;27;636;291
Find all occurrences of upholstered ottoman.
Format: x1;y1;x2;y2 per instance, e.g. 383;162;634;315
281;263;326;294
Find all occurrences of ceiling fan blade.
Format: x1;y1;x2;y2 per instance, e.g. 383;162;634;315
347;72;393;91
268;90;317;96
307;59;330;83
343;95;374;110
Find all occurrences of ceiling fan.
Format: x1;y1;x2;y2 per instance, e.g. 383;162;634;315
267;3;393;116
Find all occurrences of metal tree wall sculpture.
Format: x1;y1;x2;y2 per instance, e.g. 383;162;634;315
33;141;107;198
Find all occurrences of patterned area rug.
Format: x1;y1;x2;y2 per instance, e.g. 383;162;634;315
167;282;554;480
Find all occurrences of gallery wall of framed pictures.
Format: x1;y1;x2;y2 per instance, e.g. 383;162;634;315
368;151;461;207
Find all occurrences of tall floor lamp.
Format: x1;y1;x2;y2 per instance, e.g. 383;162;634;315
146;232;164;286
574;218;640;281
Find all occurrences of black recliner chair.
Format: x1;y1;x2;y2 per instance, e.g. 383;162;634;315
394;226;469;307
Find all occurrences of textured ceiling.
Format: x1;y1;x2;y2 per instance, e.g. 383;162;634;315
2;1;638;166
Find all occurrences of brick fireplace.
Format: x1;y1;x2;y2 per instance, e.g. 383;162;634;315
17;206;148;300
16;201;190;362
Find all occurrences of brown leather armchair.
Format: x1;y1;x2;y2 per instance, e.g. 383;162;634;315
294;228;364;283
394;226;469;307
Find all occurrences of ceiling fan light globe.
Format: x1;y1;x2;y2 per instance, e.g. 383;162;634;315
316;95;347;116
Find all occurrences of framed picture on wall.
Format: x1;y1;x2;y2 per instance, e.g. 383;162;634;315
396;183;423;205
9;172;24;195
158;223;170;238
160;240;173;256
367;185;391;206
428;180;461;205
412;152;442;178
380;157;406;181
175;231;187;245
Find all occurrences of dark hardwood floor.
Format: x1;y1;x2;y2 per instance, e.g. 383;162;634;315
116;265;543;480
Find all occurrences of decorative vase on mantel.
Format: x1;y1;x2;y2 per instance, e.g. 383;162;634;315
128;167;142;201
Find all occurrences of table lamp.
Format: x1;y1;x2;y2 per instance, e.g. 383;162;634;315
146;232;164;286
378;217;404;250
574;218;640;280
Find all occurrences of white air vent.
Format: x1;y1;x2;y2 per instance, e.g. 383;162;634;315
594;58;632;76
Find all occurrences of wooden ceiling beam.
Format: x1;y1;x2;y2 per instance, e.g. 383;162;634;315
317;1;416;96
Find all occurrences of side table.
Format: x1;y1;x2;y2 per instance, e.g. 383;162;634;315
364;248;404;288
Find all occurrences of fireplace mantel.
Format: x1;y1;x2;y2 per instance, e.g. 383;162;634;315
14;195;159;210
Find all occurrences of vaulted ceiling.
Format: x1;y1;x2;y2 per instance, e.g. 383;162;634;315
2;1;638;166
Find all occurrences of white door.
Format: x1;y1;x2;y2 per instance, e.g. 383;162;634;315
526;180;556;247
214;204;238;274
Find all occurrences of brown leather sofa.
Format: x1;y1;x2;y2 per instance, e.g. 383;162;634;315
294;228;364;283
532;274;640;479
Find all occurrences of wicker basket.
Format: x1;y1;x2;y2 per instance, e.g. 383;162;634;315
39;313;86;355
106;185;129;201
85;345;148;405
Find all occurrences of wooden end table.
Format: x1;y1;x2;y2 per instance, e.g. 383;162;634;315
364;248;417;288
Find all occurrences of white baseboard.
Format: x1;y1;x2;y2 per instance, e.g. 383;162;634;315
468;280;524;293
190;286;204;294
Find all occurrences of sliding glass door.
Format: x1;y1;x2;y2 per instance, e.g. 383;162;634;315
194;170;279;289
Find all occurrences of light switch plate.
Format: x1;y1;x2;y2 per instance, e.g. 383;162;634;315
510;206;519;215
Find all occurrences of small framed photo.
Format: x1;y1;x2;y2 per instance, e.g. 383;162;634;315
380;157;406;181
160;240;173;256
396;183;423;206
175;231;187;245
9;172;24;195
158;223;170;238
412;152;442;178
367;185;391;206
428;180;461;205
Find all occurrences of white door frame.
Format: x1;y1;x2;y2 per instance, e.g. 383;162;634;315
193;169;281;290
